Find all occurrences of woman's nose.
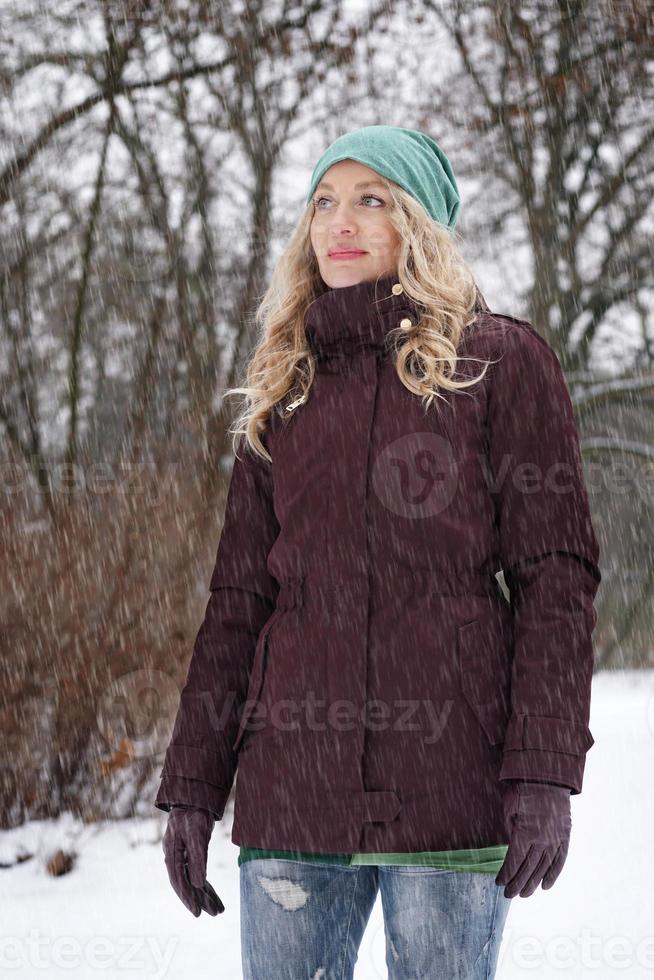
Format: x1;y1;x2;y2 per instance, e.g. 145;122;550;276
328;216;359;236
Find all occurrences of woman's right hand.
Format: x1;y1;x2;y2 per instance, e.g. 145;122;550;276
163;805;225;916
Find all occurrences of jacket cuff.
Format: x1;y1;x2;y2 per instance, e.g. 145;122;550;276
154;774;230;820
499;713;595;795
154;743;233;819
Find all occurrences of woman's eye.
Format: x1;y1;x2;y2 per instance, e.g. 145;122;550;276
312;194;384;209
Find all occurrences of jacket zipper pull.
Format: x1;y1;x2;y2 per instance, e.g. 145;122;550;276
286;394;306;412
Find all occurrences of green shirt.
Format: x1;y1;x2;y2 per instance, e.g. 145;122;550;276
238;844;508;874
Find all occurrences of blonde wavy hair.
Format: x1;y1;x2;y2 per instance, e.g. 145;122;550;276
225;176;495;464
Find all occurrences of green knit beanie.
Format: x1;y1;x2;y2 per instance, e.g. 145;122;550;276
306;124;461;229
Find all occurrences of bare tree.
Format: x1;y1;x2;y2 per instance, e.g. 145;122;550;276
417;0;653;368
409;0;654;668
0;0;396;824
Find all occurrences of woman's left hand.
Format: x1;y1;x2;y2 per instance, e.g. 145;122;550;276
496;780;572;898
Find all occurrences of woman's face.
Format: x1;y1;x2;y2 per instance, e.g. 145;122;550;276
309;159;401;289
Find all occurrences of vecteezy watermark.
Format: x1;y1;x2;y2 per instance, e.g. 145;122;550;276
96;668;181;760
0;930;179;978
0;457;179;504
370;431;648;515
363;920;654;975
500;926;654;971
225;690;457;745
372;433;460;518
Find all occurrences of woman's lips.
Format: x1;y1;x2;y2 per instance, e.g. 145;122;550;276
328;251;367;260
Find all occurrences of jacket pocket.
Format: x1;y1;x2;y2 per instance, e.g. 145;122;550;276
232;609;281;754
457;618;511;746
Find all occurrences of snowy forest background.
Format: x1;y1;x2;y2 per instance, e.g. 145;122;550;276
0;1;653;975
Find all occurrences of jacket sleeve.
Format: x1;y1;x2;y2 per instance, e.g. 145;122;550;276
154;429;280;819
485;319;601;795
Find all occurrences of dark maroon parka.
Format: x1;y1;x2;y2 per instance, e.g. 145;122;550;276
154;273;601;854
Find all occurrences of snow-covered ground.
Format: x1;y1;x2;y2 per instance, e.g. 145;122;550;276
1;668;653;979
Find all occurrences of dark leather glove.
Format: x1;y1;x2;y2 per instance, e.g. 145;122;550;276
495;781;572;899
163;805;225;916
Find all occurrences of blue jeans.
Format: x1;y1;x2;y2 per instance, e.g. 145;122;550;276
240;857;512;979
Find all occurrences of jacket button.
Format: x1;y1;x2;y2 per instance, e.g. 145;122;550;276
392;282;404;295
399;317;413;330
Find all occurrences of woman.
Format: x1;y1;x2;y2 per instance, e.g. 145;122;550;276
155;125;601;979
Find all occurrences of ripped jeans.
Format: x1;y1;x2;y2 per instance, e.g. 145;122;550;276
240;857;511;980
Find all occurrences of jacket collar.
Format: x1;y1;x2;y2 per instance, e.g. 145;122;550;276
304;273;490;360
304;273;420;360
